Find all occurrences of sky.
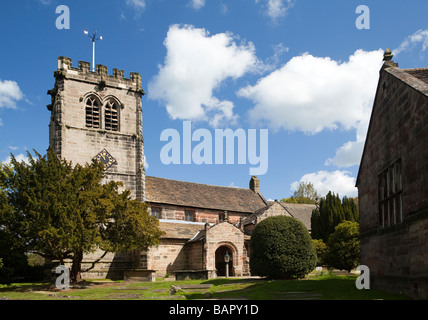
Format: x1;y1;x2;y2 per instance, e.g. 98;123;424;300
0;0;428;202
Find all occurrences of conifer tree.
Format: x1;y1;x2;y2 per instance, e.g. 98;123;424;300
0;148;164;282
310;191;358;243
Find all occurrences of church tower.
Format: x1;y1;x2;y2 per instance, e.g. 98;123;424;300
47;56;146;201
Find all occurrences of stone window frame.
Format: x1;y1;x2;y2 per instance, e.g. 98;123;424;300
85;94;101;129
151;207;162;219
83;93;122;132
378;158;403;228
184;210;194;222
104;97;120;132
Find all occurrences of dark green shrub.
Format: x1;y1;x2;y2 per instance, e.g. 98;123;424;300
22;265;47;282
312;239;328;266
326;221;360;272
250;216;317;279
0;266;14;285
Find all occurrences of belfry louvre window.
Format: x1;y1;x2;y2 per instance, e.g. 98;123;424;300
105;100;119;131
85;96;101;128
378;159;403;228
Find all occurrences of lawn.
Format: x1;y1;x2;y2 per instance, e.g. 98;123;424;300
0;273;411;300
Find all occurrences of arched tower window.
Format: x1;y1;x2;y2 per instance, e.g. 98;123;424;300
104;99;119;131
85;95;101;128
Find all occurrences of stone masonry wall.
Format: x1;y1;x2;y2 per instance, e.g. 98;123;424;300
205;222;246;276
49;56;145;201
146;240;190;277
358;67;428;299
47;57;145;279
244;202;291;235
148;204;247;224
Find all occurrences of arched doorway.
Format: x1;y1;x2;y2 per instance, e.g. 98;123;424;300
215;245;234;276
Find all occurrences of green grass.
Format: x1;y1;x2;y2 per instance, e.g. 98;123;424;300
0;273;411;300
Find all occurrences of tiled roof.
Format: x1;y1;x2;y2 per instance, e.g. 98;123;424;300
279;202;316;230
241;202;274;225
385;67;428;96
145;176;267;213
405;68;428;85
159;220;205;240
241;201;315;230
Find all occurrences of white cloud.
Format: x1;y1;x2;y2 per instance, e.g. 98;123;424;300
38;0;53;5
291;170;358;198
239;49;383;168
126;0;146;10
2;153;29;165
148;24;259;127
256;0;294;22
325;139;365;168
394;29;428;56
228;182;239;188
190;0;206;10
0;79;24;109
220;3;228;15
325;119;369;168
239;49;383;134
125;0;146;17
144;156;149;170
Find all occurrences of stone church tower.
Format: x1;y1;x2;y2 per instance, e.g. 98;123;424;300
47;57;146;201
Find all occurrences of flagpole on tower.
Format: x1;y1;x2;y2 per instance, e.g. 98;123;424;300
84;30;103;72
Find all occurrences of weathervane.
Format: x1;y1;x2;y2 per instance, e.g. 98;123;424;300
84;30;103;72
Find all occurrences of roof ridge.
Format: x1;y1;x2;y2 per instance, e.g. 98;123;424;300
146;175;253;192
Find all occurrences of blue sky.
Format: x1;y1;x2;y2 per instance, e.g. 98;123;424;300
1;0;428;201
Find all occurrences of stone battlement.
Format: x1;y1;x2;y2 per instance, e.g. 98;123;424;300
56;56;143;91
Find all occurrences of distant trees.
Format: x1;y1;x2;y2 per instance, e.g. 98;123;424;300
311;191;358;243
310;191;360;271
281;181;320;204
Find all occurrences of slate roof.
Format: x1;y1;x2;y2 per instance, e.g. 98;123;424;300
241;201;315;230
158;220;206;240
145;176;268;213
385;67;428;96
241;202;275;226
405;68;428;85
279;202;316;230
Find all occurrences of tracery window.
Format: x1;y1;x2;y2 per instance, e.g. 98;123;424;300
85;96;101;128
378;159;403;228
104;99;119;131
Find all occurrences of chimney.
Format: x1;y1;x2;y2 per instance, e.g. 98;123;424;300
249;176;260;193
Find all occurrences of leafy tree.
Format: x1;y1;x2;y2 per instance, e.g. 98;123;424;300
311;191;358;242
250;216;317;279
325;221;360;272
281;181;320;204
312;239;328;266
0;148;164;282
0;257;13;285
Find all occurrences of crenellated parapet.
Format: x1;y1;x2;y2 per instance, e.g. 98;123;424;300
55;56;145;94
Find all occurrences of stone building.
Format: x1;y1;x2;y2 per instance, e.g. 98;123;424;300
47;57;315;280
47;56;145;202
356;49;428;299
